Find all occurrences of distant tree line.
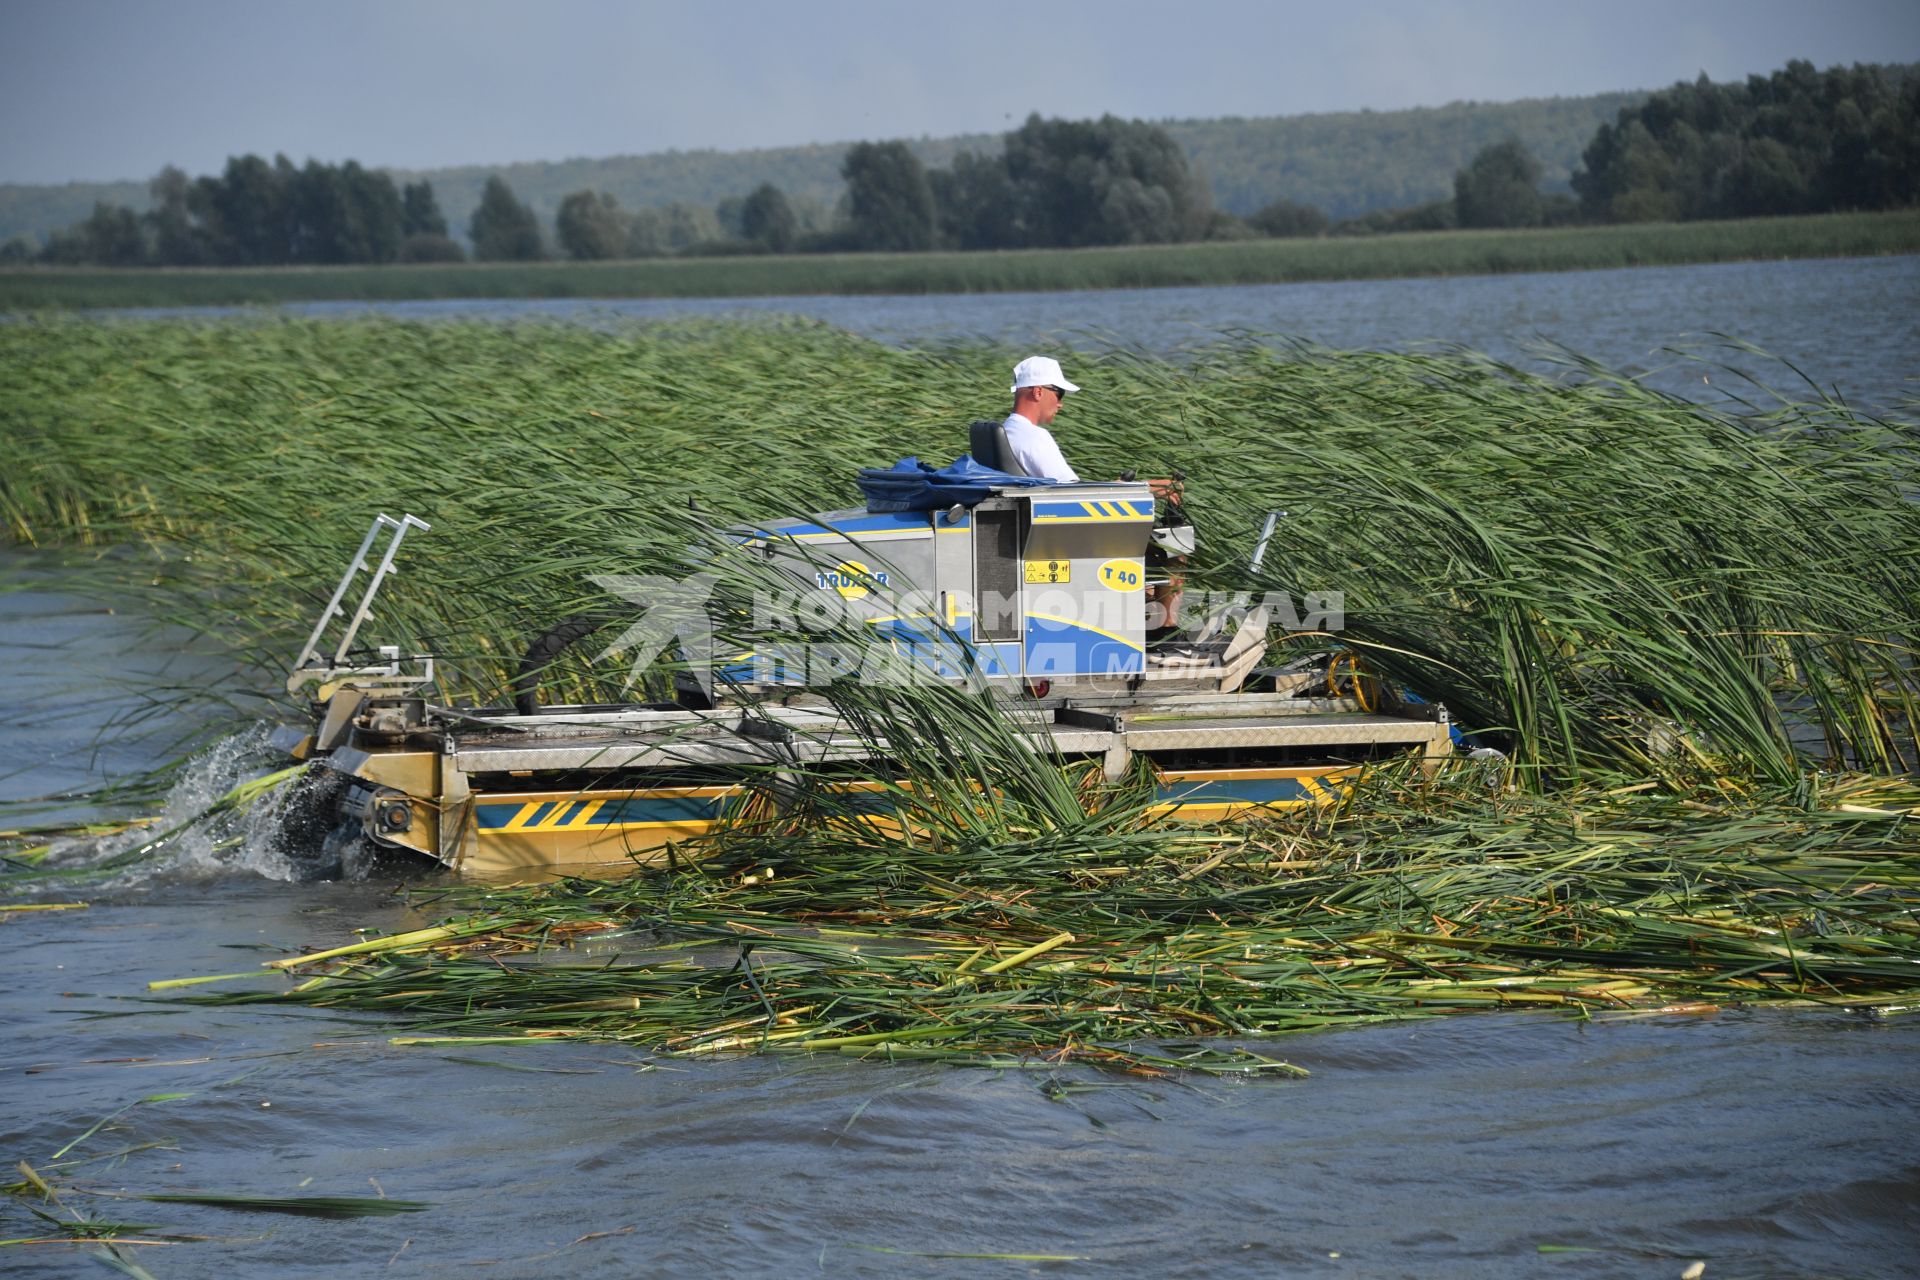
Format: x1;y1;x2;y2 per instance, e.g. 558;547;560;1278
1250;59;1917;237
18;155;464;267
1573;60;1919;221
541;178;806;260
11;61;1914;269
472;113;1229;263
1;89;1657;251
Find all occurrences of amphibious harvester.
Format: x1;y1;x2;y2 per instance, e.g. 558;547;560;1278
274;437;1454;879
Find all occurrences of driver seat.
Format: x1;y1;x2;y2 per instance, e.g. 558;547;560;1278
968;419;1031;477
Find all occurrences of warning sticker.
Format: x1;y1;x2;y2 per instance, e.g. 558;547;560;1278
1024;559;1071;584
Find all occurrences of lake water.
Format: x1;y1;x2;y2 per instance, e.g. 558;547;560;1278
8;259;1920;1277
118;253;1920;417
5;584;1919;1279
8;878;1917;1279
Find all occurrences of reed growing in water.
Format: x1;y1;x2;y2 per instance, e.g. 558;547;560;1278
2;314;1911;782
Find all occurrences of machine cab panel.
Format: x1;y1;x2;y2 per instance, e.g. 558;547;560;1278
969;482;1155;682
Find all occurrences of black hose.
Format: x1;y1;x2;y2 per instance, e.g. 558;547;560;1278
510;611;625;716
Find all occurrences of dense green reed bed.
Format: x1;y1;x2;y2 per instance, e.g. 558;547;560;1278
2;313;1913;782
4;314;1918;1066
2;210;1915;308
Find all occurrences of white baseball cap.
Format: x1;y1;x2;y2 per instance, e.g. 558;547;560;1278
1010;355;1081;395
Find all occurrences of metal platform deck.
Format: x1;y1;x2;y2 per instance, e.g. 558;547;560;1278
435;691;1452;775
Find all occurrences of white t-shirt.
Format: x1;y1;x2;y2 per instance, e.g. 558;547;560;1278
1000;412;1079;482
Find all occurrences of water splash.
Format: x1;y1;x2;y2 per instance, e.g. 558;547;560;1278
157;727;330;884
28;725;319;889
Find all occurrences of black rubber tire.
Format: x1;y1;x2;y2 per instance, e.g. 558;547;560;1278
511;611;626;716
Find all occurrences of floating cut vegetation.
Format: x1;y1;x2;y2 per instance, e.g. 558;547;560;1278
173;768;1920;1072
2;313;1917;1065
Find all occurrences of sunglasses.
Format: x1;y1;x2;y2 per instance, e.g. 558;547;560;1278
1046;386;1068;398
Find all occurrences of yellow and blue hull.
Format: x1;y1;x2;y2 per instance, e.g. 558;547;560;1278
452;765;1360;880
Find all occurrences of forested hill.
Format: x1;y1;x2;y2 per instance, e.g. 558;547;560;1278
1;91;1643;248
1167;94;1646;217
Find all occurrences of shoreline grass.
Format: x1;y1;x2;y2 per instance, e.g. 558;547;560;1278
0;210;1914;310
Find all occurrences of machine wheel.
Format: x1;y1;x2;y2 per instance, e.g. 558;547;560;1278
339;832;417;881
307;820;363;881
511;612;624;715
311;822;427;881
272;768;353;877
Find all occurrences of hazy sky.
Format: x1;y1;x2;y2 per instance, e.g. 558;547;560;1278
5;0;1917;184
